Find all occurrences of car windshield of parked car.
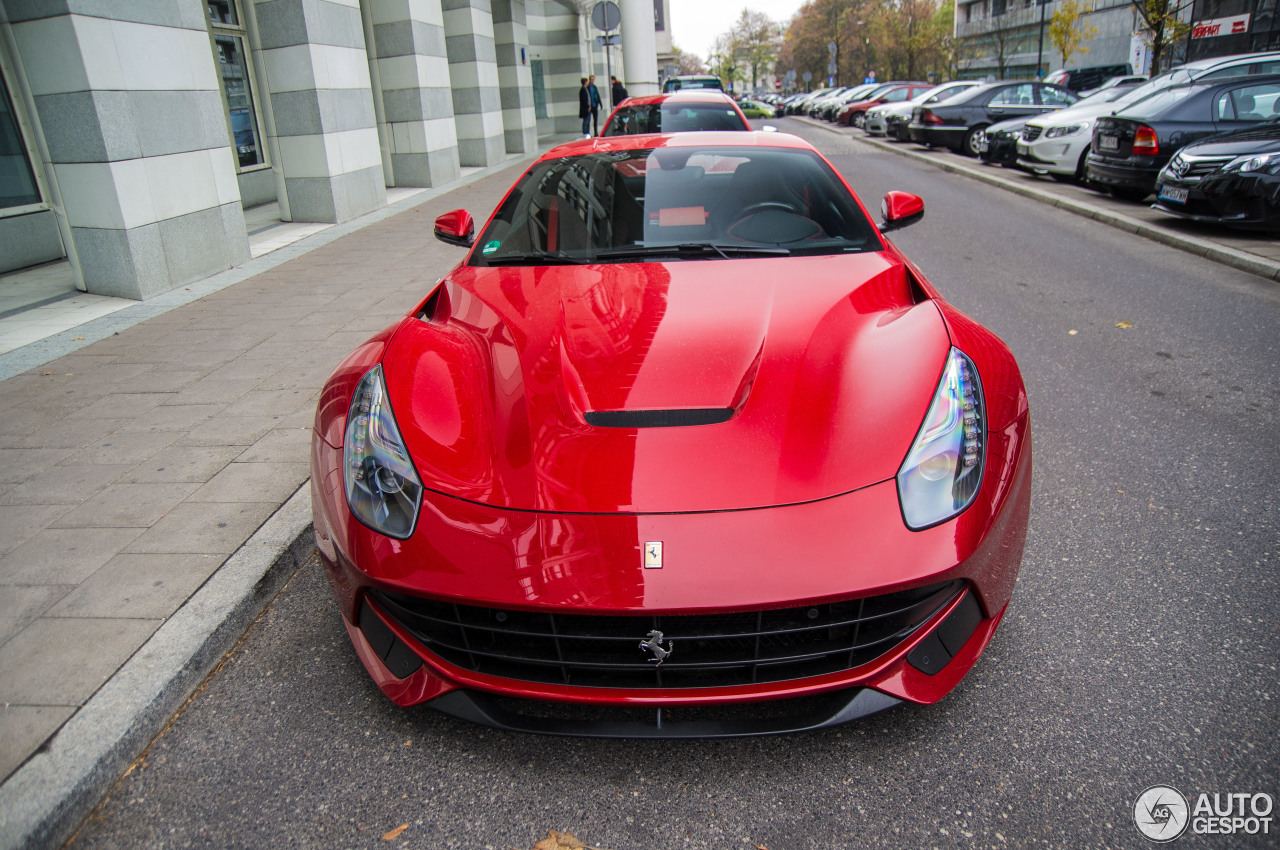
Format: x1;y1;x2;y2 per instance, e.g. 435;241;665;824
603;103;748;135
470;146;881;266
1120;85;1208;119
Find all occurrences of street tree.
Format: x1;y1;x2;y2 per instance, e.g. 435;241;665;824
1049;0;1099;67
729;9;784;91
1129;0;1192;72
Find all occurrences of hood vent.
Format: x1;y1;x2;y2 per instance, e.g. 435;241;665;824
585;408;734;428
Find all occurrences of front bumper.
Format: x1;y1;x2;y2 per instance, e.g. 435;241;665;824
312;412;1031;735
1016;135;1087;175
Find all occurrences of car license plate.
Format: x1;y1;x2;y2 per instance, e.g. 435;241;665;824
1099;135;1119;151
1016;141;1029;155
1158;184;1189;204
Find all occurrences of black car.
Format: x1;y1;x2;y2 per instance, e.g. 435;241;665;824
1151;117;1280;232
1087;75;1280;200
977;117;1031;167
909;81;1079;156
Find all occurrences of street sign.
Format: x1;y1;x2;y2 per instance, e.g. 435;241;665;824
591;1;620;31
802;71;812;83
594;34;621;46
827;41;837;57
827;61;837;75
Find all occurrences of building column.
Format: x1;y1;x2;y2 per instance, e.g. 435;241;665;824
365;0;461;187
5;2;249;300
492;0;536;154
442;0;505;166
526;0;589;137
253;0;386;222
619;0;658;96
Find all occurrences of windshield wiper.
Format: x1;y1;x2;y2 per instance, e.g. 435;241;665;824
595;243;792;260
482;251;590;266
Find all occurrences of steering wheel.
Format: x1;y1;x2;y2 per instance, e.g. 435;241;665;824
735;201;796;219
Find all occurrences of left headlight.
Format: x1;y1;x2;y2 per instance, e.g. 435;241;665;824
897;348;986;530
1045;123;1086;139
343;365;423;540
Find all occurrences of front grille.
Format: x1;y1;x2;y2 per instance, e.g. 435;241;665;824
1022;126;1043;142
1182;155;1233;179
368;580;962;689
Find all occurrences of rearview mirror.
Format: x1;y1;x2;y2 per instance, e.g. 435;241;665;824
879;191;924;232
434;210;475;247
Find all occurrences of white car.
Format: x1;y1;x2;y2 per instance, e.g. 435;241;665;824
1018;50;1280;180
865;81;981;138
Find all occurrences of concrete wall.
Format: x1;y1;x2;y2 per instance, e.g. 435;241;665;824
0;210;62;274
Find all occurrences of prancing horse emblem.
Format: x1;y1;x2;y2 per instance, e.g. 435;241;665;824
639;629;673;664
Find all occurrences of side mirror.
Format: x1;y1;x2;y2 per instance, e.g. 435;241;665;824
434;210;475;247
879;191;924;232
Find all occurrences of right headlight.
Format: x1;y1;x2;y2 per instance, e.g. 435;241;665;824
897;348;986;530
343;365;423;540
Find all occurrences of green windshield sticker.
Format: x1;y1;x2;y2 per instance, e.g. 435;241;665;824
482;240;500;254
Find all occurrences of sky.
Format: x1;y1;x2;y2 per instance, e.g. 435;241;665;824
667;0;806;64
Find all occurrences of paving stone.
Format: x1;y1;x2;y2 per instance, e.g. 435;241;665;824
0;463;132;505
46;553;221;619
0;585;72;646
188;461;309;504
7;417;128;451
120;445;241;484
122;501;279;555
63;430;181;466
0;527;144;584
0;504;77;558
164;378;254;407
235;427;311;463
67;393;174;420
0;616;160;705
0;448;75;487
180;416;277;447
117;403;224;434
115;369;207;393
0;705;76;784
49;483;199;529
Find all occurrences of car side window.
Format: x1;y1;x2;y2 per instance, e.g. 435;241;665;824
991;84;1034;106
1038;86;1075;106
884;88;910;102
1219;83;1280;121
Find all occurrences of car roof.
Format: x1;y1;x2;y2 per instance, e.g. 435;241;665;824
621;91;738;107
540;130;816;161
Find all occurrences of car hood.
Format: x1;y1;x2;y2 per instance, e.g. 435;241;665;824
382;254;950;514
1179;121;1280;156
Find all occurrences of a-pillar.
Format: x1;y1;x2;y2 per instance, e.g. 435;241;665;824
254;0;386;222
5;1;249;299
442;0;504;166
619;0;658;96
492;0;535;154
364;0;461;187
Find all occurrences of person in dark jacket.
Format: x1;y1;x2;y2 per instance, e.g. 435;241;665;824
587;74;602;135
578;77;590;137
611;75;628;108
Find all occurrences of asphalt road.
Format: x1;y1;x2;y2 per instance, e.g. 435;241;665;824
69;122;1279;850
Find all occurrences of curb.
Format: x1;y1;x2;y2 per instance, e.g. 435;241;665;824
794;116;1280;283
0;485;314;850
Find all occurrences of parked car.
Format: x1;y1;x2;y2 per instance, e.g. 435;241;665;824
662;75;723;93
816;84;880;121
1045;64;1133;93
1151;117;1280;232
737;98;776;119
977;117;1031;167
1015;82;1151;182
909;82;1079;156
838;83;932;128
1079;74;1148;96
783;87;835;115
868;81;982;138
807;86;857;118
602;91;750;135
1086;75;1280;200
312;131;1033;737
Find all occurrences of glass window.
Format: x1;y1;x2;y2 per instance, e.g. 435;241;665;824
1220;83;1280;120
602;102;749;135
1038;86;1077;106
0;66;40;211
470;146;880;265
991;84;1034;105
207;0;266;170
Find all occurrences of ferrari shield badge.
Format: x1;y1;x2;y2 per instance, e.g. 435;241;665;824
643;541;663;569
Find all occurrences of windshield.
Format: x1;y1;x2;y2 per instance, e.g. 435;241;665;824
603;102;748;135
470;146;881;266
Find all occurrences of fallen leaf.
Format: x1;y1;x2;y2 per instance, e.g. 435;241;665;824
381;823;408;841
533;830;586;850
1115;320;1133;329
41;371;52;375
1068;329;1078;335
72;336;84;340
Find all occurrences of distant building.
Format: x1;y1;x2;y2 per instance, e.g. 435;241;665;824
1184;0;1280;61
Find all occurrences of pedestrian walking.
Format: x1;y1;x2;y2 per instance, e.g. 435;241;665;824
578;77;591;138
611;75;628;108
587;74;602;135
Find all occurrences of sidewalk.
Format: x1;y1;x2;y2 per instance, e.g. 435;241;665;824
794;115;1280;282
0;149;545;849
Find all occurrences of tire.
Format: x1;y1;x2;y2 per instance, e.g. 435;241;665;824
962;126;987;157
1109;186;1150;202
1073;149;1090;183
853;113;865;129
